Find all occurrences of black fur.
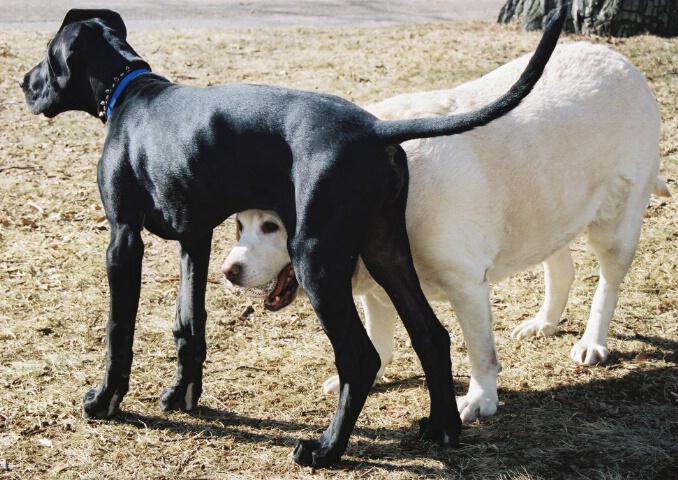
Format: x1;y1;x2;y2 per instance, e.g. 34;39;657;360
20;8;565;467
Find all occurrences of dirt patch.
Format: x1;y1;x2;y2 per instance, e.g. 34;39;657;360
1;20;677;479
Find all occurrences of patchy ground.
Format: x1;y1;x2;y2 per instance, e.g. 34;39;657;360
0;20;676;480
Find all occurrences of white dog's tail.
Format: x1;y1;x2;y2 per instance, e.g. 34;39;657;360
654;178;672;197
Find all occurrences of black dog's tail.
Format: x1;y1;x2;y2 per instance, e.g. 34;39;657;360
373;5;567;145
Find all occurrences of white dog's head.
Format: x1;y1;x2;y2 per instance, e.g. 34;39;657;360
221;210;300;311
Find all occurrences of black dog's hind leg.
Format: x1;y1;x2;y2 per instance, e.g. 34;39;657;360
291;259;381;468
83;223;144;418
361;190;462;445
160;232;213;412
290;213;381;468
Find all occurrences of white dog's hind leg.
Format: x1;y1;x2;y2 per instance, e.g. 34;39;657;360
445;275;501;423
571;193;647;365
322;292;396;394
511;245;575;340
362;292;397;380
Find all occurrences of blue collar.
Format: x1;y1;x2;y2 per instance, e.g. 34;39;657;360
105;68;151;119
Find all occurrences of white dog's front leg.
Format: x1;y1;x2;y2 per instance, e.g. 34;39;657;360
511;245;575;340
445;275;501;423
322;291;396;394
458;374;498;422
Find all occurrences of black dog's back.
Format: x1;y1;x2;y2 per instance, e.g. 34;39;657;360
105;79;387;238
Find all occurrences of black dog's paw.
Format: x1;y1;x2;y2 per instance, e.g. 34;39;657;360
160;386;186;412
292;439;341;468
160;384;200;412
82;387;120;419
293;439;320;466
418;417;460;447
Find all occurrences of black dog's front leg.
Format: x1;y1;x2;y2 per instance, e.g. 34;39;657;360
83;224;144;418
160;232;212;412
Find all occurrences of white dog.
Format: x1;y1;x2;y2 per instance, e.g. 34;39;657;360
221;42;671;423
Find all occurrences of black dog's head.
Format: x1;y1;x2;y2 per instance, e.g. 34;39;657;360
20;9;145;119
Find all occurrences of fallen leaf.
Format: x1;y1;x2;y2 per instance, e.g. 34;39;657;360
635;352;649;362
38;438;53;448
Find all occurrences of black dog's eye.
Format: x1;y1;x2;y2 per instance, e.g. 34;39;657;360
261;221;280;234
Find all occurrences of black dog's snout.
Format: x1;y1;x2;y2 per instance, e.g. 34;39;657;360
223;263;242;283
18;76;25;90
18;71;34;93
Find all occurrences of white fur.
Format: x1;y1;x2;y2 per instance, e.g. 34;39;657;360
222;42;671;423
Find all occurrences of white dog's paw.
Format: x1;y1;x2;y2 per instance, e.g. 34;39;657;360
457;392;498;423
511;318;558;340
570;340;609;365
322;373;382;395
322;375;341;395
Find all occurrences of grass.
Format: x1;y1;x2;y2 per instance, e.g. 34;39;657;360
1;20;677;480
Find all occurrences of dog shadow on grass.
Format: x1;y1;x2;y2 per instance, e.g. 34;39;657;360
112;404;460;477
442;330;678;478
610;332;678;361
109;334;677;477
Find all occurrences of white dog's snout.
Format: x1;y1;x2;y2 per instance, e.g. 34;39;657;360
221;246;246;275
222;262;241;281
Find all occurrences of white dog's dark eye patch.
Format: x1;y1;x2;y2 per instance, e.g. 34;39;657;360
261;221;279;234
234;219;243;241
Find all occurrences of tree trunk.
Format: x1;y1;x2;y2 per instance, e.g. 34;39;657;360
498;0;678;37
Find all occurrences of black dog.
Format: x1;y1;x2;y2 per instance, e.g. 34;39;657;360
21;8;565;467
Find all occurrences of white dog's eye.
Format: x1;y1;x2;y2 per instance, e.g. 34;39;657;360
261;221;280;234
236;219;243;232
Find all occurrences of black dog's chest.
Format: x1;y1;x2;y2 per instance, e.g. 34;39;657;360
135;167;289;239
141;194;207;239
99;141;295;240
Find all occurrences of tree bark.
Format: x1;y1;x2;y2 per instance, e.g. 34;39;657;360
498;0;678;37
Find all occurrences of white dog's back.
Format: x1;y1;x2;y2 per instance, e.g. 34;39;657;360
362;42;665;289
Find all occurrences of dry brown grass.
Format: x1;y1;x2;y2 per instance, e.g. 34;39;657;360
1;21;677;480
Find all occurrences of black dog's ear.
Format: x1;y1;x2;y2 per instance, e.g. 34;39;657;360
47;34;74;89
59;9;127;38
